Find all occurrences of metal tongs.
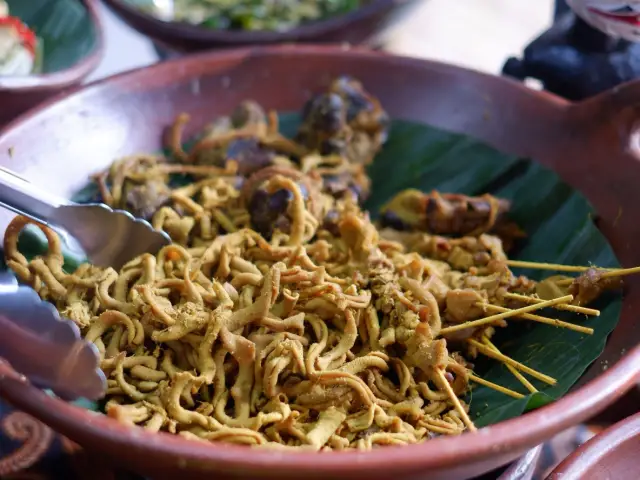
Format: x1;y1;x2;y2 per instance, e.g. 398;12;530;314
0;166;171;400
0;272;106;401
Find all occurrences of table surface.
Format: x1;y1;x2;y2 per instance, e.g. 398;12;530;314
0;1;596;478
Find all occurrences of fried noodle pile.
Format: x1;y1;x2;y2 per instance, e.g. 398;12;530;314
3;77;622;450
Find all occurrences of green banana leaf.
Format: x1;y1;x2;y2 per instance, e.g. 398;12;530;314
7;114;622;426
7;0;98;73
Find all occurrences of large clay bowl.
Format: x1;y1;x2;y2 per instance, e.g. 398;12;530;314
548;413;640;479
0;0;105;127
100;0;420;53
0;46;639;480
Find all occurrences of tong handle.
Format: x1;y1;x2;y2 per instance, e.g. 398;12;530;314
0;166;70;224
0;272;105;400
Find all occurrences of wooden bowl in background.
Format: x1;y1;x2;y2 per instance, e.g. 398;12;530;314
548;413;640;479
0;0;104;127
0;45;638;480
100;0;422;55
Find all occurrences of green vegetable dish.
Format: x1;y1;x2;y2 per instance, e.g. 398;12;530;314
127;0;361;31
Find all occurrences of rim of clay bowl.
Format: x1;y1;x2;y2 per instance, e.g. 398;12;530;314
0;0;105;92
100;0;412;44
548;413;640;479
0;45;639;477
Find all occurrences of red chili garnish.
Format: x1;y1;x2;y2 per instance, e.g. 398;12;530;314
0;16;37;56
418;307;430;323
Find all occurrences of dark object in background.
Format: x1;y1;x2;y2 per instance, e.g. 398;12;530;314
503;0;640;101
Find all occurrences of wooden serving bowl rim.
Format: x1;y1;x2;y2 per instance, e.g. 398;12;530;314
0;0;104;92
0;45;639;477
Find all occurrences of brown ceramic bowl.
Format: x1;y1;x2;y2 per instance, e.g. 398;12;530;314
548;413;640;479
100;0;420;54
0;46;639;480
0;0;105;127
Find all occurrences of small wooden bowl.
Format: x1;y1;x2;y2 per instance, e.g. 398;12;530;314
0;46;638;480
548;413;640;479
0;0;104;127
100;0;420;54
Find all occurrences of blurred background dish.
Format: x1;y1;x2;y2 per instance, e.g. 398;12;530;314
0;0;104;127
0;0;40;76
548;412;640;480
100;0;422;57
92;1;556;79
125;0;364;32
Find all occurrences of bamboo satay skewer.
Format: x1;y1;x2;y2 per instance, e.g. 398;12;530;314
483;304;594;335
435;368;477;432
482;336;537;394
439;295;574;335
600;266;640;278
468;373;525;399
502;292;600;317
554;265;640;286
468;339;557;385
505;260;619;273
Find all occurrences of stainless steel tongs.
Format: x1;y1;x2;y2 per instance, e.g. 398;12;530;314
0;272;106;401
0;166;172;400
0;166;171;269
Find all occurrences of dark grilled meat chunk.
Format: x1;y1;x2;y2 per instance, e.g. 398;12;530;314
123;179;172;220
231;100;267;129
297;76;389;166
569;268;624;306
226;137;274;176
249;188;293;238
243;166;321;239
380;189;524;240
